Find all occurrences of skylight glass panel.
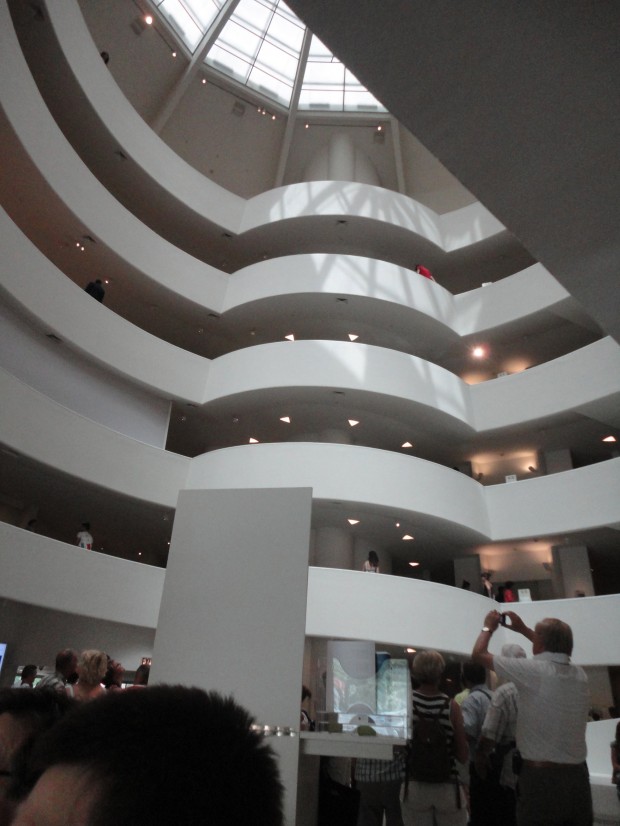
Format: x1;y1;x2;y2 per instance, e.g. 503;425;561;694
204;0;304;106
153;0;223;53
298;34;386;112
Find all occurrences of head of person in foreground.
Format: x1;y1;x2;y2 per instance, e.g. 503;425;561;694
11;685;284;826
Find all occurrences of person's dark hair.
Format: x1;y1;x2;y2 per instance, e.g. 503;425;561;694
20;665;38;683
462;660;486;686
19;686;283;826
0;688;74;802
368;551;379;567
133;664;150;686
55;649;77;674
537;618;573;656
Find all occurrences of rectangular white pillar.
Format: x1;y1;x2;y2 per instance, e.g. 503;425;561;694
151;487;313;825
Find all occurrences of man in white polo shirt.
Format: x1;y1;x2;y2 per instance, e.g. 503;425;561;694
472;610;592;826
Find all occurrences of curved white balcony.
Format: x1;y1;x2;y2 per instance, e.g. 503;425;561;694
35;0;505;251
1;520;617;668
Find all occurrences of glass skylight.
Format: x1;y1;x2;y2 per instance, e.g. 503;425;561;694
152;0;225;53
150;0;386;112
205;0;304;105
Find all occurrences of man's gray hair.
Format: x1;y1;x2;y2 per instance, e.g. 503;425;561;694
537;618;573;656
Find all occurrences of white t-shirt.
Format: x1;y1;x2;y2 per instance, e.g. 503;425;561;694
493;651;589;763
77;530;93;548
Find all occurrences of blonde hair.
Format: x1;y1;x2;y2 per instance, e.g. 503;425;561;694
411;650;445;686
78;650;108;685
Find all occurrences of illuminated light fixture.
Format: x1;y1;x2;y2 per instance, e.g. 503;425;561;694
603;435;617;442
472;345;486;358
271;115;276;120
249;437;259;443
406;647;416;653
104;279;110;285
304;123;309;129
138;552;142;557
171;51;177;58
395;521;400;527
408;561;420;567
348;419;359;427
285;334;295;341
144;14;153;24
377;125;383;132
280;416;291;423
401;441;413;449
402;534;414;541
347;518;360;525
348;333;359;341
202;78;207;84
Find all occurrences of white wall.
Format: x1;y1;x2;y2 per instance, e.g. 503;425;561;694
0;207;210;403
0;522;164;628
0;300;171;447
0;4;227;309
0;368;189;507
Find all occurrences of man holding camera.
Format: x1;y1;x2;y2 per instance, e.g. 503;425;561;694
472;610;592;826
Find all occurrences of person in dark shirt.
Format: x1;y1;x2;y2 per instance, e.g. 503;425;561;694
84;279;105;302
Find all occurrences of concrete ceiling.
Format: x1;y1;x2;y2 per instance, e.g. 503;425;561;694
285;0;620;346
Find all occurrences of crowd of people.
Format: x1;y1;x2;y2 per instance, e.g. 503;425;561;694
0;612;611;826
0;649;283;826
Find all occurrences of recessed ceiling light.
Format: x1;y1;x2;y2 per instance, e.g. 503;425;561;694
603;435;617;442
280;416;291;423
348;333;359;341
202;78;207;85
347;519;360;525
401;442;413;448
472;345;486;358
405;647;416;653
402;534;414;541
249;438;259;444
171;51;177;58
145;15;153;24
395;522;400;527
348;419;359;427
408;560;420;566
285;334;295;341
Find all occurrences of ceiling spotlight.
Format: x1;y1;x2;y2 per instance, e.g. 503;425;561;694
285;334;295;341
347;519;360;525
271;115;276;120
348;419;359;427
280;416;291;423
171;51;177;57
402;534;414;541
603;435;617;442
408;561;420;566
249;437;259;443
348;333;359;341
395;522;400;527
304;123;309;129
401;442;413;449
144;14;153;24
377;125;383;132
472;345;486;358
405;647;416;653
202;78;207;84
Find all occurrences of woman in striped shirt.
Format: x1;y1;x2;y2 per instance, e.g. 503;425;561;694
407;650;468;825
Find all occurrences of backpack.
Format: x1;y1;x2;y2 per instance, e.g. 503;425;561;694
408;697;453;783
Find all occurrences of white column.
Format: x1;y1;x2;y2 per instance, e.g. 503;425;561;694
551;544;595;598
151;487;312;826
314;526;353;569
